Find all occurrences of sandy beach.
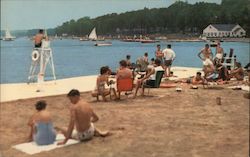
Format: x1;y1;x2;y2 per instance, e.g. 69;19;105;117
0;79;249;157
1;0;250;156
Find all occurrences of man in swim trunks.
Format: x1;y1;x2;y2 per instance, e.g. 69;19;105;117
57;89;110;145
214;42;224;65
34;29;45;48
162;44;176;77
155;44;164;65
198;44;213;61
198;44;214;77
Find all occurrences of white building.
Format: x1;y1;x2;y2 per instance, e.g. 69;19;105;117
203;24;246;38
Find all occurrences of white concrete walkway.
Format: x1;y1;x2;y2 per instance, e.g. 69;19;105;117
0;66;202;102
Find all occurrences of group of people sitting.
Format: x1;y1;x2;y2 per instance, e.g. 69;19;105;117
91;58;165;100
198;42;246;83
28;89;110;146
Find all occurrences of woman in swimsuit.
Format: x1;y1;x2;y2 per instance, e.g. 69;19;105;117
92;66;117;101
27;100;56;145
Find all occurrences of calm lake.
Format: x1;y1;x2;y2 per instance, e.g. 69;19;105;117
1;37;249;83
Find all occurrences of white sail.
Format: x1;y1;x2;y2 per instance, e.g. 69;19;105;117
3;29;15;41
88;27;97;40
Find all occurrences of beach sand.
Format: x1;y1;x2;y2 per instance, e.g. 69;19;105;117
0;84;249;157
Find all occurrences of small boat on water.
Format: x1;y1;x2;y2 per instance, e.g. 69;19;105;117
141;39;159;43
89;27;97;41
121;39;135;42
79;37;89;41
94;42;112;46
89;27;108;46
88;27;105;41
209;40;219;47
3;29;15;41
210;42;217;47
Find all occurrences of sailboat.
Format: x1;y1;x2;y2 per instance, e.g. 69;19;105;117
3;29;15;41
88;27;97;41
89;27;111;46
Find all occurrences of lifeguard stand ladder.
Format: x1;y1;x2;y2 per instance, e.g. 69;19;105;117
222;48;235;70
27;40;56;84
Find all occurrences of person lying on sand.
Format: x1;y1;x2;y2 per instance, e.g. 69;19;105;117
175;72;206;85
92;66;117;101
57;89;110;145
27;100;56;145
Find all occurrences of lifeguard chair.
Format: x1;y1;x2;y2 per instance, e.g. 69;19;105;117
27;40;56;84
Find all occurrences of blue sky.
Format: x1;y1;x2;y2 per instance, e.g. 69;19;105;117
1;0;221;30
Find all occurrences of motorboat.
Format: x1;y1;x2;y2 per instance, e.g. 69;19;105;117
94;42;112;46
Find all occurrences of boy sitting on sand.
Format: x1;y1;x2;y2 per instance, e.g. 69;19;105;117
57;89;110;145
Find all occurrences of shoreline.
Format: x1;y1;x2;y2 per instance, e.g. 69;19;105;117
160;38;250;43
0;66;202;103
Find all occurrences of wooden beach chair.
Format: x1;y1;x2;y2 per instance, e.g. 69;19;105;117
143;71;164;95
117;78;134;99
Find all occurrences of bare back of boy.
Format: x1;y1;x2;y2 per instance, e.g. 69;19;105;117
72;100;93;133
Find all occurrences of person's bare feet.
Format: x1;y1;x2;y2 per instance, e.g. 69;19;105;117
95;128;113;137
99;131;112;137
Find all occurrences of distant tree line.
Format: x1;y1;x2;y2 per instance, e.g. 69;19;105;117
55;0;250;37
0;28;56;38
5;0;248;37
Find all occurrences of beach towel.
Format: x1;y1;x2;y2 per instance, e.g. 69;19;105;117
12;134;79;155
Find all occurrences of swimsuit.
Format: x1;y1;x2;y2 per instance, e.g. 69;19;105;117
35;43;42;48
72;123;95;141
33;122;56;145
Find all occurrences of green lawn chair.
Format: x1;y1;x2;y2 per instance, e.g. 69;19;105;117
143;70;165;95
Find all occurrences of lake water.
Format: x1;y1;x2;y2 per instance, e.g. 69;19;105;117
1;37;249;83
